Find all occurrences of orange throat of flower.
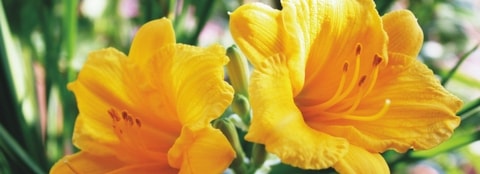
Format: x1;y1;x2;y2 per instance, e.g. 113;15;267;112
302;43;391;122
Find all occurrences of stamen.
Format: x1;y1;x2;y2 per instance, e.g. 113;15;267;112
315;99;391;122
122;111;128;120
334;49;361;101
135;118;142;127
358;75;367;86
316;62;348;108
107;108;147;150
372;54;383;66
127;116;134;126
108;109;120;122
343;62;349;72
363;55;383;97
307;44;362;110
342;99;391;121
355;43;362;55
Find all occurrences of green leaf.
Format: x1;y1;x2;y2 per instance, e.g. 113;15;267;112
0;125;46;174
441;44;478;86
0;0;47;172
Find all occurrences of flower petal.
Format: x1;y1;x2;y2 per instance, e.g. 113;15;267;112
293;0;388;105
246;54;348;169
230;2;306;94
332;145;389;174
69;48;178;163
310;53;462;152
108;163;177;174
50;152;175;174
68;48;131;155
229;3;283;67
168;126;235;174
169;44;234;129
382;10;423;57
128;18;176;62
50;152;125;174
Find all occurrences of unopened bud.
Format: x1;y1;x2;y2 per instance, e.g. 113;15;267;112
213;119;248;173
226;45;249;97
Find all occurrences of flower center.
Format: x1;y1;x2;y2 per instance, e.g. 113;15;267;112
108;108;147;148
303;43;390;122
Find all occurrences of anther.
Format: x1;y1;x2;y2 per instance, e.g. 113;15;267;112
127;116;134;126
122;111;128;120
108;109;120;122
358;75;367;86
343;62;349;72
135;118;142;127
372;54;383;66
355;44;362;55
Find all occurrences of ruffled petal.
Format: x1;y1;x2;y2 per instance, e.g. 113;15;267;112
310;53;462;152
68;48;132;155
168;126;235;174
382;10;423;57
229;3;283;68
128;18;175;62
169;44;234;130
229;2;306;94
246;55;348;169
332;145;389;174
69;48;177;163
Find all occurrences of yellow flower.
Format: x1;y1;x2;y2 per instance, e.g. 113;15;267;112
230;0;462;173
50;18;235;173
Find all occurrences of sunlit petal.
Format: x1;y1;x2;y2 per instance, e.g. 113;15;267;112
50;152;127;174
246;54;348;169
310;53;462;152
170;44;234;130
333;145;389;174
128;18;175;62
382;10;423;57
168;126;235;174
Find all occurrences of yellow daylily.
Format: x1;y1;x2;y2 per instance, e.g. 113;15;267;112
50;18;235;173
230;0;462;173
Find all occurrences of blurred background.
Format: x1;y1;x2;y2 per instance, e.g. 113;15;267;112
0;0;479;173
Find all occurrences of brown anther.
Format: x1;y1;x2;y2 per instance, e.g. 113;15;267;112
343;62;349;72
127;116;134;126
135;118;142;127
108;109;120;122
122;111;128;120
358;75;367;86
373;54;383;66
355;44;362;55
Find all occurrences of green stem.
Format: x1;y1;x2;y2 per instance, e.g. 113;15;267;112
441;44;479;86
